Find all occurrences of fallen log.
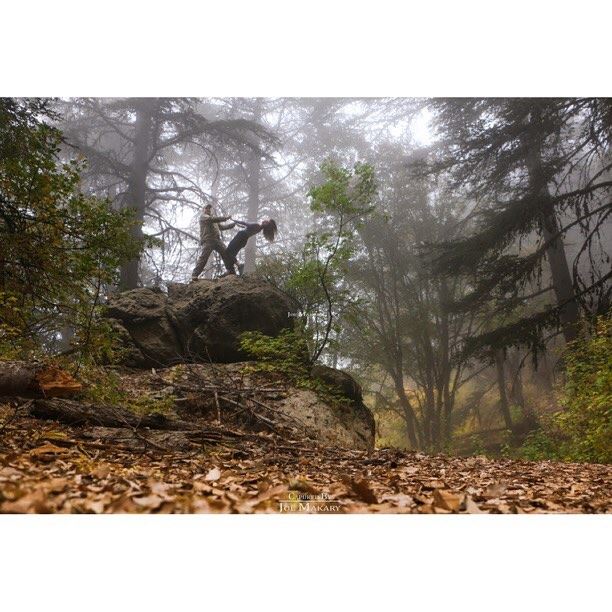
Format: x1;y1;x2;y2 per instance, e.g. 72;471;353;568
0;361;82;398
29;398;198;431
81;427;197;452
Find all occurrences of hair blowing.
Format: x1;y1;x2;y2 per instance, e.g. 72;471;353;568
262;219;277;242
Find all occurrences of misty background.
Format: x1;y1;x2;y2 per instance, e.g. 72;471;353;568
26;97;612;452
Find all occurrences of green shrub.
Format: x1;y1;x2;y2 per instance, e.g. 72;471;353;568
79;365;175;417
239;329;353;409
0;99;142;360
516;427;563;462
555;317;611;462
517;317;612;463
239;329;309;378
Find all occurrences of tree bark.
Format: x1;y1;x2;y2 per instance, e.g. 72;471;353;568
391;373;419;449
0;361;81;398
494;350;514;431
243;100;263;275
243;150;261;275
29;398;197;430
507;351;526;409
524;106;579;343
439;279;453;446
120;99;155;290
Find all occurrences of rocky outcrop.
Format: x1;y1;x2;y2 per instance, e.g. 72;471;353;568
309;364;375;448
274;386;374;450
104;363;375;451
105;276;293;368
310;364;364;405
101;277;375;450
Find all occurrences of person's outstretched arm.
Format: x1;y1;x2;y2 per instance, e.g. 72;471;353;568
219;221;236;231
232;219;248;227
207;214;231;223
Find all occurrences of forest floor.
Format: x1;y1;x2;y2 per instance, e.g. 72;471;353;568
1;405;610;514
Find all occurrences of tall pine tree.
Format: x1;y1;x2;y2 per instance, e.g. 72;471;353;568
421;98;611;358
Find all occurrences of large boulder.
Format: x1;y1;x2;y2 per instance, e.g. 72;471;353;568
309;364;375;449
105;276;293;368
113;363;376;451
103;277;376;450
310;364;363;405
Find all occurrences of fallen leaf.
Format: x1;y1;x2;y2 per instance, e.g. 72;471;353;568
422;480;446;490
0;467;22;480
204;467;221;481
464;496;484;514
1;490;50;513
92;464;112;479
381;493;415;508
348;478;378;504
433;489;463;512
84;499;107;514
483;482;508;499
149;480;174;499
29;443;69;461
46;478;69;493
132;494;164;510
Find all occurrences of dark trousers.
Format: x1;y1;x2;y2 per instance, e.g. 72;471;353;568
191;239;233;279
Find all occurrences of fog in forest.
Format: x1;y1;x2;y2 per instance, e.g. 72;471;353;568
3;97;611;456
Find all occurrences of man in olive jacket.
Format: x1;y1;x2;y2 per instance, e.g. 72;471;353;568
191;203;236;280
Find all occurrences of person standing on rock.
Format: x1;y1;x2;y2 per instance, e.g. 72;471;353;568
191;203;236;280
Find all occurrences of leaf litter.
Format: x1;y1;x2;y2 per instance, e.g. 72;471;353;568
0;406;610;514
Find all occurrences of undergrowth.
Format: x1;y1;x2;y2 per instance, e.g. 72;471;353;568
516;317;611;464
77;365;175;417
239;329;354;410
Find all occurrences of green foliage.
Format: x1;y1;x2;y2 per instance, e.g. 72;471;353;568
71;315;132;368
308;160;376;218
239;329;353;409
517;317;612;463
239;329;309;378
0;98;143;359
79;365;175;417
257;160;376;362
555;317;612;462
515;428;564;462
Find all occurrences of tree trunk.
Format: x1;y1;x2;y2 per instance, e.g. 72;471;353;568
58;324;75;353
29;398;196;430
524;107;579;343
510;366;526;408
243;100;263;275
392;373;419;449
438;279;453;446
507;351;526;409
494;350;514;431
423;386;435;450
120;99;155;290
243;150;261;275
204;178;220;279
0;361;81;398
535;352;555;393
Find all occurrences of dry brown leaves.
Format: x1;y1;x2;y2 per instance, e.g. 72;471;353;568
0;408;610;514
35;366;82;398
